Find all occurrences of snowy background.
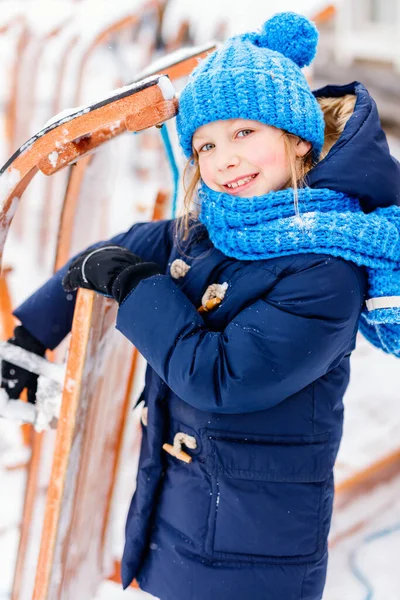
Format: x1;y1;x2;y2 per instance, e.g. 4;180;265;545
1;1;400;599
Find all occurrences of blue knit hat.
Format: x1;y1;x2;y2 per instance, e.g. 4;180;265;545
176;12;325;160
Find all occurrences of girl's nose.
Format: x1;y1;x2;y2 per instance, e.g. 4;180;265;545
216;148;240;171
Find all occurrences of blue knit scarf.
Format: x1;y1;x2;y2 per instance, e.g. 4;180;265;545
198;184;400;357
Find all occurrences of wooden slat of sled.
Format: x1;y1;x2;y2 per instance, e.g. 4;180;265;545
0;267;15;340
32;291;135;600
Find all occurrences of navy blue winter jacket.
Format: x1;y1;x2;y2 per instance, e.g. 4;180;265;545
13;83;400;600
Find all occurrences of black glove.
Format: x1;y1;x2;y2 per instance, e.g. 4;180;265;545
1;325;47;404
62;245;161;303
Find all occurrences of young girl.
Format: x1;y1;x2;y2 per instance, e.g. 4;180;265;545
3;12;400;600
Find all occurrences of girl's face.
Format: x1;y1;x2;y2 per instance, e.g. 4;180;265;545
192;119;311;197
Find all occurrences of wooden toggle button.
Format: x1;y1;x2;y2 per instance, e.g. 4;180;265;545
197;297;222;313
162;443;192;463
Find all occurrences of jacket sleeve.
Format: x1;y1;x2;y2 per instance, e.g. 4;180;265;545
13;219;174;350
116;257;365;414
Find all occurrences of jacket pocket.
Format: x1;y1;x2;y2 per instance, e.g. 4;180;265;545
204;430;333;564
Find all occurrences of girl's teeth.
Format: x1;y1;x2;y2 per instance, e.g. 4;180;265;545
226;175;256;189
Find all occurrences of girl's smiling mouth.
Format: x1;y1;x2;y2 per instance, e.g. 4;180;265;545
222;173;258;193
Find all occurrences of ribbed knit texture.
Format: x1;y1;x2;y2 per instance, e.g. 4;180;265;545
198;184;400;357
177;12;325;160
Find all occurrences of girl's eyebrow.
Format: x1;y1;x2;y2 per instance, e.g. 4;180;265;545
193;133;208;142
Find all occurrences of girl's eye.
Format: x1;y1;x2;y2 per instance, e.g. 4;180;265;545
199;143;214;153
237;129;253;138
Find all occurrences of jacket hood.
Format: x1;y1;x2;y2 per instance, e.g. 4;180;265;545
306;81;400;213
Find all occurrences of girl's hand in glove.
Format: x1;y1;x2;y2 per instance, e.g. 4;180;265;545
1;325;47;404
62;245;161;303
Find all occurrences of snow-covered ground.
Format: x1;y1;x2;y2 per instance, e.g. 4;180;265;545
1;1;400;599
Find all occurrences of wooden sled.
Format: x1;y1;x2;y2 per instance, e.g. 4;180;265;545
0;74;178;600
5;42;215;599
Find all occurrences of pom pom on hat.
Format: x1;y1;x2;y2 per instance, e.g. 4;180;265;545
253;12;319;68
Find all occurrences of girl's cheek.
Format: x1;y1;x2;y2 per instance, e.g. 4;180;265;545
259;148;287;171
247;146;276;167
198;159;212;184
